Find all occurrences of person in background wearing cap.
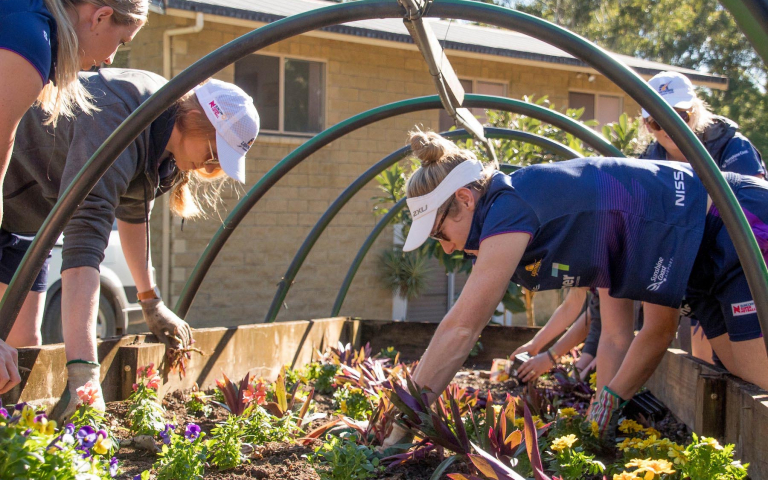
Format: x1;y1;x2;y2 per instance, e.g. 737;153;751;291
3;68;259;418
640;70;765;369
382;128;768;446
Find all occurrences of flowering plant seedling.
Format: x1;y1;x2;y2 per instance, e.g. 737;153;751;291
186;385;213;417
467;391;523;467
0;403;120;479
214;372;255;416
676;434;748;480
151;423;208;480
262;367;314;426
127;363;165;436
333;384;374;421
207;415;247;470
545;434;604;479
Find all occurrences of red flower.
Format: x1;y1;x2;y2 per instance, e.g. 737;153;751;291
76;381;101;406
243;380;267;406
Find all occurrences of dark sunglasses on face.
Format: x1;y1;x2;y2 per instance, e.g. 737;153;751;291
645;109;691;132
430;196;455;242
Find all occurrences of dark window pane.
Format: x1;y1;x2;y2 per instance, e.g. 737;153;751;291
284;59;325;133
568;92;595;121
235;54;280;131
438;79;473;132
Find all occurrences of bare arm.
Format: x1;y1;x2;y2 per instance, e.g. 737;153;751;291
117;220;154;292
411;232;529;400
61;267;101;362
513;287;588;356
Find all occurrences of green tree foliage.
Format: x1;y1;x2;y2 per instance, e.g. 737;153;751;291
508;0;768;155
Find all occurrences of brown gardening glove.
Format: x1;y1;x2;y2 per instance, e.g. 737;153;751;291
140;299;192;350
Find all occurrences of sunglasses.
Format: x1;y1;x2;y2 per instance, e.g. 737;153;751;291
205;140;220;167
429;196;454;242
645;109;691;132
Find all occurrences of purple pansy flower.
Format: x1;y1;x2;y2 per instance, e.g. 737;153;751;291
76;425;97;448
159;424;175;445
109;457;120;477
184;424;201;441
0;408;9;418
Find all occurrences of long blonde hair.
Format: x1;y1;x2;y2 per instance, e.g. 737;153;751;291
39;0;148;125
638;95;718;154
169;90;228;219
406;129;494;218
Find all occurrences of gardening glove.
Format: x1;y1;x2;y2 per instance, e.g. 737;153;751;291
587;386;626;442
56;362;106;422
379;422;413;453
141;299;192;350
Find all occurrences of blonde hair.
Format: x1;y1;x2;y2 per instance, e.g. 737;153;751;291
39;0;148;125
169;90;228;219
405;128;494;217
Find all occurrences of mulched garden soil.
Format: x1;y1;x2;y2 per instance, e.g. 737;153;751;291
106;369;690;479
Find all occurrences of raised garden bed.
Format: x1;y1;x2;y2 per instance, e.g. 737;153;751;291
0;318;763;479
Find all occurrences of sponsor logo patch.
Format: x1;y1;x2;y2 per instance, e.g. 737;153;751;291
525;260;541;277
551;263;569;277
209;101;225;119
647;256;674;292
411;205;427;218
732;300;756;316
658;81;674;95
722;150;749;168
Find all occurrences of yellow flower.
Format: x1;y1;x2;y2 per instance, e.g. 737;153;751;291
617;437;644;452
619;419;645;434
702;437;724;450
20;406;35;427
93;433;112;455
31;417;57;436
613;473;638;480
558;407;577;418
626;458;676;480
340;400;348;414
514;418;525;429
550;434;578;452
589;372;597;390
644;427;662;438
590;420;599;438
493;405;503;416
667;445;688;465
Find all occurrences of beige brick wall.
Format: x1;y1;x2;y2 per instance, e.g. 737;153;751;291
127;13;641;328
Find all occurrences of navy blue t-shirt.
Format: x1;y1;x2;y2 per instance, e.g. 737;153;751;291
0;0;57;84
465;158;709;308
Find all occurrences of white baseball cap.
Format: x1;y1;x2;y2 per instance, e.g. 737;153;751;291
402;159;485;252
641;71;696;119
193;80;260;183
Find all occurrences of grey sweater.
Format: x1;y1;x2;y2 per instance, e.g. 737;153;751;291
5;68;177;271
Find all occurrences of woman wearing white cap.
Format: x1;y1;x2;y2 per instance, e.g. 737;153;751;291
385;128;768;444
3;68;259;417
640;70;765;369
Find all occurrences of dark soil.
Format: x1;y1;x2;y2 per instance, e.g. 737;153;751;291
107;369;690;479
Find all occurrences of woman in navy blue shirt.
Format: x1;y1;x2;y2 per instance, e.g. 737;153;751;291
395;129;768;440
0;0;147;394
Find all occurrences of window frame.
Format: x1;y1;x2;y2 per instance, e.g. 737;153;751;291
567;89;624;126
235;52;328;136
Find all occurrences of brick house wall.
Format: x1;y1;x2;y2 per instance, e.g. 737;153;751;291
125;13;641;328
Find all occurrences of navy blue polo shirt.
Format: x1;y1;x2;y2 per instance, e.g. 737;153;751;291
464;158;709;308
0;0;57;84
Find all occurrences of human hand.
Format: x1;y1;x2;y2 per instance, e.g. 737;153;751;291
379;422;414;452
512;339;541;357
0;340;20;394
516;352;555;383
141;299;192;350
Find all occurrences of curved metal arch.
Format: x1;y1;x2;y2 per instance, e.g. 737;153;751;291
265;128;581;323
3;0;765;341
174;95;620;317
330;163;521;317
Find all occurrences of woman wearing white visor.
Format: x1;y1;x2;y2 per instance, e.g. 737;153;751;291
4;68;259;417
387;128;768;443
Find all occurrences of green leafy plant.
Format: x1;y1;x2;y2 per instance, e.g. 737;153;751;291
242;405;301;444
154;424;208;480
545;434;604;479
207;415;247;471
126;363;165;436
186;389;213;417
333;385;374;421
305;362;341;394
310;434;384;480
678;434;748;480
379;346;400;362
602;113;641;156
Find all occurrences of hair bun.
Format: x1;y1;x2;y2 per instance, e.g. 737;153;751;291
411;130;454;166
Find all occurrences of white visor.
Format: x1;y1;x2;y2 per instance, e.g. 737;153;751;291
403;160;485;252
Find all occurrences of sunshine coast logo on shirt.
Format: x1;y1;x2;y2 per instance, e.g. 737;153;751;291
551;263;578;287
732;300;756;316
525;260;541;277
647;256;674;292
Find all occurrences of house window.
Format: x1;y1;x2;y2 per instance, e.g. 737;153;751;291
568;91;623;126
235;54;326;134
438;78;507;132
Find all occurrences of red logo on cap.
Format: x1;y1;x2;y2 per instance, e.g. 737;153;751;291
209;101;224;119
